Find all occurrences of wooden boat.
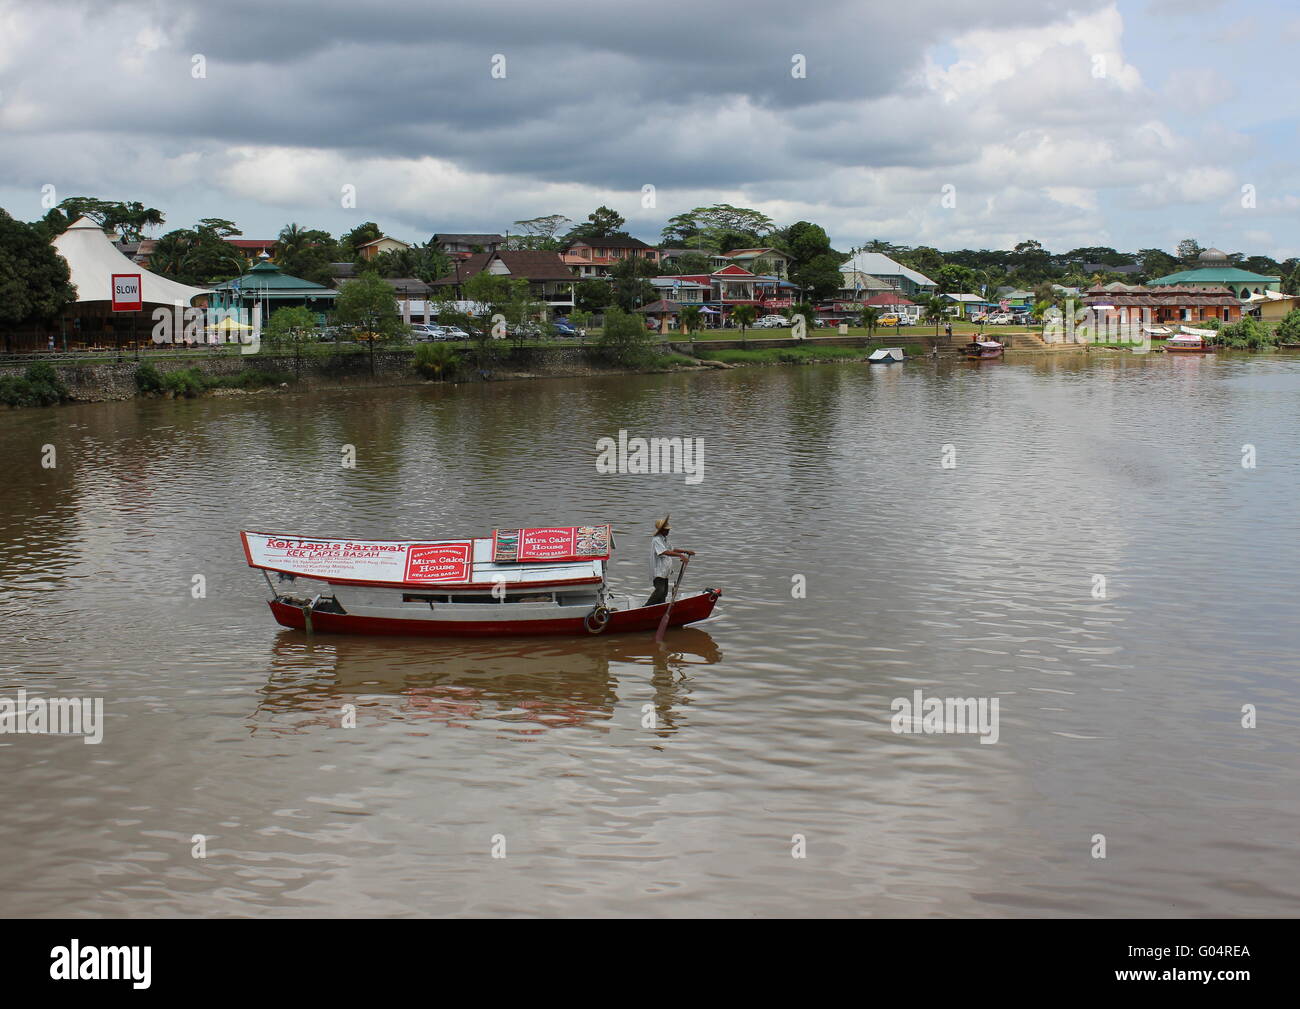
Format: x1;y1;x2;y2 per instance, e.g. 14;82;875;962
867;347;906;363
241;527;721;638
961;339;1004;359
1164;329;1215;354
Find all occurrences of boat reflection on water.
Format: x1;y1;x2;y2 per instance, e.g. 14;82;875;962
253;627;722;739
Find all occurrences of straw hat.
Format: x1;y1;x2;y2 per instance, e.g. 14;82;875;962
653;515;671;533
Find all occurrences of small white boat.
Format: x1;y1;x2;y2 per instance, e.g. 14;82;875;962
241;527;721;638
867;347;906;363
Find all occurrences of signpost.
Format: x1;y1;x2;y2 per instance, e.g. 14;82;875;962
112;274;142;312
112;274;142;360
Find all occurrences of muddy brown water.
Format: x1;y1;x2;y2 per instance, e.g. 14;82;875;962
1;353;1297;917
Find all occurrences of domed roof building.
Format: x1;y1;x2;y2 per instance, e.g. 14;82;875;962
1149;245;1279;299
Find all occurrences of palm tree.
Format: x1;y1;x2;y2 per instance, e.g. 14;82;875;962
680;304;702;338
860;306;879;340
922;295;947;337
275;223;308;261
732;304;757;339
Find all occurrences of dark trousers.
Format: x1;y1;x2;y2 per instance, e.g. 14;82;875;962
645;577;669;606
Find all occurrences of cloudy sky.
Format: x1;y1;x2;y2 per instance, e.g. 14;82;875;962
1;0;1296;257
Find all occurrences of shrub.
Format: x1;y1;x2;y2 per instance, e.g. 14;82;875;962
413;342;462;379
1274;308;1300;344
0;377;36;407
214;369;290;390
591;307;656;368
0;363;69;406
1217;317;1273;350
162;367;210;397
135;363;164;393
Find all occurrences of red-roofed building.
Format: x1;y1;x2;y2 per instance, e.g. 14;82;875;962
562;236;660;278
224;238;277;260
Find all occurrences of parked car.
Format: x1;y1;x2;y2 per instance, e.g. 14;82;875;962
987;313;1014;325
552;320;578;337
437;325;469;340
877;314;904;327
409;323;440;341
754;315;789;328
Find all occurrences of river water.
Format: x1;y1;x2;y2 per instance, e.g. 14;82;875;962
2;353;1297;917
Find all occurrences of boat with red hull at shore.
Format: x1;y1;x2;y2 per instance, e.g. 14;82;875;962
241;526;721;638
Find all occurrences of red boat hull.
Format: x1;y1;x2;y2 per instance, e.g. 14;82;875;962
268;590;721;638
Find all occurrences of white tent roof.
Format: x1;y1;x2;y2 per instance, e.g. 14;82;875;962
52;217;207;306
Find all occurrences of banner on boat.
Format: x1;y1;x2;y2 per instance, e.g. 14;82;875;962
241;532;473;584
492;525;612;563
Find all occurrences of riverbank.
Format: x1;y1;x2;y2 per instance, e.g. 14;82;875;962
0;334;1094;406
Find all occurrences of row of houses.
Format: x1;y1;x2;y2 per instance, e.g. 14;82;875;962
106;227;1295;336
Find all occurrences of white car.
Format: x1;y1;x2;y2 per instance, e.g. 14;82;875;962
753;315;790;328
987;313;1014;325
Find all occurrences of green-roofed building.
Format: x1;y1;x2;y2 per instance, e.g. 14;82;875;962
1149;247;1280;299
207;259;338;322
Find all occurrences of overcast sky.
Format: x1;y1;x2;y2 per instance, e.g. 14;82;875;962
1;0;1296;257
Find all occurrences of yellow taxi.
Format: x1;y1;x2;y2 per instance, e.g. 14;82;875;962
877;314;904;327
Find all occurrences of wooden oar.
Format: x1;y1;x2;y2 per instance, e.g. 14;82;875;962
654;554;690;644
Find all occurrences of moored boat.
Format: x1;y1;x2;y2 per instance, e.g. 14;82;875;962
241;527;721;638
1164;328;1215;353
961;339;1004;359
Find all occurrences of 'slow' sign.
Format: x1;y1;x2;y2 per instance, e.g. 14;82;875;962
112;273;142;312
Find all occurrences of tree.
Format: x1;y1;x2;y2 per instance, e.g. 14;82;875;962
670;251;712;274
1138;247;1178;282
566;206;628;243
1176;238;1203;264
195;219;240;240
781;221;832;266
333;272;403;340
898;245;945;279
263;305;318;375
274;224;337;286
661;204;774;250
791;252;846;302
0;209;77;337
679;304;703;337
593;306;655;368
859;306;879;338
609;256;658;311
935;263;980;295
731;304;757;338
1273;308;1300;344
341;222;384;258
575;279;613;313
510;215;571;250
370;244;452;284
145;220;246;285
921;295;948;337
53;197;165;242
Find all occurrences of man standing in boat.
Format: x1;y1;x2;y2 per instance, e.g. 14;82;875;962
646;515;693;606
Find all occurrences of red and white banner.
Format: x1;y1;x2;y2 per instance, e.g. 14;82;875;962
242;532;472;585
112;273;142;312
492;525;611;563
